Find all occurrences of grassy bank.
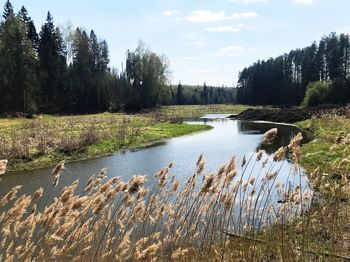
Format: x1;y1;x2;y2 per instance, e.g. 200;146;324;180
297;115;350;173
0;113;213;172
0;105;251;172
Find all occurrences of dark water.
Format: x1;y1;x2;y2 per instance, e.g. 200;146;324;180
0;119;306;203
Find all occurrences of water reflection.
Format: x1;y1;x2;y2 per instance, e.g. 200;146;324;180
237;121;300;154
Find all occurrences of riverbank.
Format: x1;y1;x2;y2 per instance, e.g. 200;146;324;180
236;104;348;123
237;105;350;173
297;115;350;173
231;106;350;259
0;113;214;172
155;104;253;118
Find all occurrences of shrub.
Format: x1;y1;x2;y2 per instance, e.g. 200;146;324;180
302;81;332;107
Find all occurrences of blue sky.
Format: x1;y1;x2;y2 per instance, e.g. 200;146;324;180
7;0;350;86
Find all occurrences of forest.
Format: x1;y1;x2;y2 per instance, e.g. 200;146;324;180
237;32;350;106
0;0;235;115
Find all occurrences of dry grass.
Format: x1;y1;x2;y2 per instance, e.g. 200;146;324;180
0;113;210;172
157;104;254;119
3;128;344;261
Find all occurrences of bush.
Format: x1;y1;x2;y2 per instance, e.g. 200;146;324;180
302;81;332;106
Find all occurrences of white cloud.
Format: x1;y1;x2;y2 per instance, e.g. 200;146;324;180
215;45;244;56
206;24;245;32
187;10;257;23
292;0;314;4
230;0;265;3
162;10;179;16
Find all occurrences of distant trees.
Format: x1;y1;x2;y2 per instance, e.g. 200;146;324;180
172;83;236;105
237;33;350;106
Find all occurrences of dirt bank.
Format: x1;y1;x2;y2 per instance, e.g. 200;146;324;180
235;105;349;123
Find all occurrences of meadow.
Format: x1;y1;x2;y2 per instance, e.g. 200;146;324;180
0;104;254;172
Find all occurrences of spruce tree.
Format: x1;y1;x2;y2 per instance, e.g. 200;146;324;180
18;6;39;50
38;12;66;112
0;15;37;113
2;0;13;20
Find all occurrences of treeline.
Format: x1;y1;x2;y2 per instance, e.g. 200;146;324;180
237;32;350;105
173;83;236;105
0;1;235;115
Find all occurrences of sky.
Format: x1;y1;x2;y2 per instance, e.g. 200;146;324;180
7;0;350;86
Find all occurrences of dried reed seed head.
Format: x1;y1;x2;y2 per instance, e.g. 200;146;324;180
172;180;180;192
168;161;174;168
115;181;127;193
292;146;301;163
33;187;44;200
137;242;161;260
201;173;215;193
224;169;237;187
288;132;303;149
218;163;226;176
262;158;269;168
266;172;278;181
256;150;264;161
227;156;236;171
262;128;278;144
99;182;112;193
2;185;22;203
273;147;286;162
241;155;247;167
196;160;205;173
71;196;88;210
93;200;105;215
52;160;65;177
248;176;256;185
136;188;149;200
0;159;8;175
196;153;203;167
98;168;108;178
128;175;147;195
249;187;256;196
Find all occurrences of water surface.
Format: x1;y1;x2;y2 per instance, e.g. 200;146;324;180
0;119;306;203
